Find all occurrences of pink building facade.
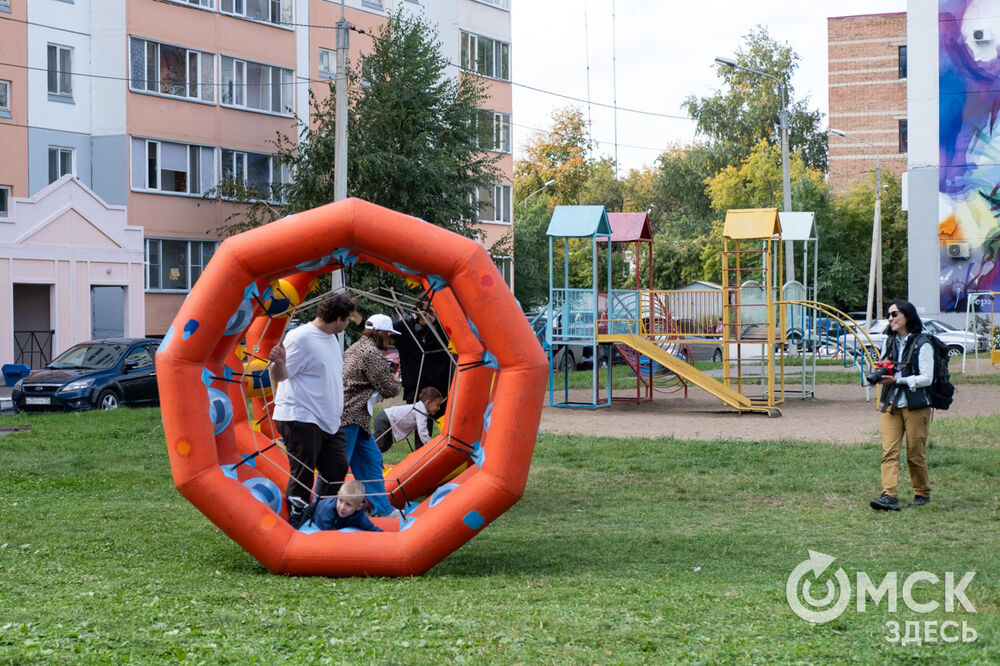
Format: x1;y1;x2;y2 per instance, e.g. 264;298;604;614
0;0;512;365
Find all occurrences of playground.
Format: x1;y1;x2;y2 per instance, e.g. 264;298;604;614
537;372;1000;443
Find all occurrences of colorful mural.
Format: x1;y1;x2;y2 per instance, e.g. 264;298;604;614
939;0;1000;311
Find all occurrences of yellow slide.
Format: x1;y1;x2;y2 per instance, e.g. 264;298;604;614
597;333;766;414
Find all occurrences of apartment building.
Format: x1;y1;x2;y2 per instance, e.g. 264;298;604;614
827;12;908;194
0;0;512;365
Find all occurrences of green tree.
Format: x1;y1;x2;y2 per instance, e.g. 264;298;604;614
651;144;717;239
210;10;498;236
508;195;552;309
682;25;827;172
514;107;593;206
819;172;907;310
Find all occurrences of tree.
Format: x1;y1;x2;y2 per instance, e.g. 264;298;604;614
507;195;551;310
682;26;827;172
211;10;499;239
514;107;593;205
819;172;907;310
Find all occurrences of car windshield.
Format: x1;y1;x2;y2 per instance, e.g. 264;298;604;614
927;320;955;332
47;343;127;370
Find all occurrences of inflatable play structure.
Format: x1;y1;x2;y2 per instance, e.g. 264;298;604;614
155;198;547;576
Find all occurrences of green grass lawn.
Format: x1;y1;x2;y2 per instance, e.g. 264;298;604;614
1;407;997;663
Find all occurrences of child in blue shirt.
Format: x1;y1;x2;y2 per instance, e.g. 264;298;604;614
311;480;383;532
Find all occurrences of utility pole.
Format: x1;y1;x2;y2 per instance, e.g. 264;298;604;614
332;1;349;295
334;3;349;202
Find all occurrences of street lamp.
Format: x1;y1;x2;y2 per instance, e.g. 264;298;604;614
714;56;794;282
521;179;556;207
830;128;882;330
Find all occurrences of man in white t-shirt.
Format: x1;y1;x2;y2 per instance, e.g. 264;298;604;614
269;293;357;528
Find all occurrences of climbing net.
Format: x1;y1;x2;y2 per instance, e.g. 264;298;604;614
217;277;488;517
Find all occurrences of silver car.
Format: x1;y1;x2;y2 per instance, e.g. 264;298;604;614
838;319;988;358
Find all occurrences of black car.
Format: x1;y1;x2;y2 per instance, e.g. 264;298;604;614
11;338;161;412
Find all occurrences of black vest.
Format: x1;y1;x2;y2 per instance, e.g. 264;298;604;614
879;334;932;411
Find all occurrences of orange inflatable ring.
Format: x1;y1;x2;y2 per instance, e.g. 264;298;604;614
155;198;548;576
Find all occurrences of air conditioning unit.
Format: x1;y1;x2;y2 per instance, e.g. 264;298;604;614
973;28;993;42
947;241;971;259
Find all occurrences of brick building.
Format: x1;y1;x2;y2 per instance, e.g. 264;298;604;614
827;12;908;194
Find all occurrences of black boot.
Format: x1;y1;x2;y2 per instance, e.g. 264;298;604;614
870;494;901;511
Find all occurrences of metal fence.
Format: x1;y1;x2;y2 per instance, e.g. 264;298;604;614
14;330;54;368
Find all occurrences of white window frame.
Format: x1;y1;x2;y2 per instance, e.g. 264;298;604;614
460;31;510;81
48;147;74;183
0;185;10;218
220;55;294;115
166;0;214;8
134;138;215;196
474;0;509;9
220;0;293;28
129;37;215;103
47;44;73;97
493;256;512;288
479;109;510;153
145;238;220;293
318;48;334;78
0;80;9;113
476;184;511;224
220;148;288;201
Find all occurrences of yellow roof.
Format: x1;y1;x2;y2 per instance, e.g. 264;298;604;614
723;208;782;240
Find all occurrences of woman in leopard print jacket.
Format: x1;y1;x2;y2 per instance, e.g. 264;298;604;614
340;313;401;518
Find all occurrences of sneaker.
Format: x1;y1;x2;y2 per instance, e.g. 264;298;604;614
906;495;930;508
287;496;309;528
870;494;901;511
373;508;403;519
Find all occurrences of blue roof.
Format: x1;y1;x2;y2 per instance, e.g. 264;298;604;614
546;205;612;238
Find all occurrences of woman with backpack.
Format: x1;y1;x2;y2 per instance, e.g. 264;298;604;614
869;300;935;512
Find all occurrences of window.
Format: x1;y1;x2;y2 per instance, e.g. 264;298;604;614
478;184;511;224
145;238;218;291
47;44;73;97
48;147;74;183
319;48;333;77
899;120;908;153
0;0;9;9
475;0;509;8
460;31;510;80
221;56;294;114
479;109;510;152
898;45;907;79
0;80;9;114
0;185;9;218
131;137;216;195
129;37;215;102
362;0;383;8
168;0;214;7
493;256;512;287
221;148;288;200
220;0;293;26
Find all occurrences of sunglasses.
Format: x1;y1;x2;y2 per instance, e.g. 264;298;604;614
887;310;901;318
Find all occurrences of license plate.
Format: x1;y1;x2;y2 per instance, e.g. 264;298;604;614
25;397;51;405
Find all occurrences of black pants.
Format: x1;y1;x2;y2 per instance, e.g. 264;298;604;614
275;420;347;506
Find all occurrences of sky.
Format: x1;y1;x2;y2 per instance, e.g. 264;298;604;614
510;0;908;174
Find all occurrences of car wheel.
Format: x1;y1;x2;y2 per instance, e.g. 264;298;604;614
97;389;120;410
947;345;963;358
712;348;723;363
558;350;575;373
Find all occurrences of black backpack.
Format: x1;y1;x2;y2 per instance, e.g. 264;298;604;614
913;334;955;410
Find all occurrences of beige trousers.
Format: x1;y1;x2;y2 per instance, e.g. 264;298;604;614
880;406;932;499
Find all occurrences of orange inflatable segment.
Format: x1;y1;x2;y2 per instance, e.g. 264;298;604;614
156;198;547;577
